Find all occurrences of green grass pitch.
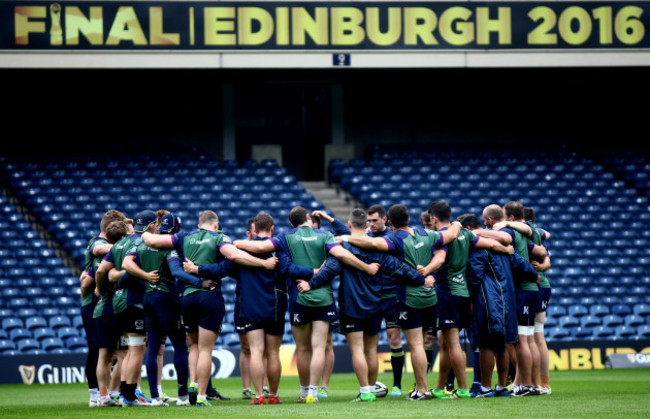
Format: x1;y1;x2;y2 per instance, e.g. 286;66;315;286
1;369;649;418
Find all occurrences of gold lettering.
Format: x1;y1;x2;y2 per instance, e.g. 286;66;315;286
439;7;474;46
292;7;328;46
549;349;569;370
275;7;290;45
404;7;438;46
106;6;147;46
331;8;365;46
570;348;592;370
366;7;401;46
150;7;179;45
65;6;103;46
15;6;46;45
238;7;274;46
204;7;236;46
476;7;511;45
592;348;605;369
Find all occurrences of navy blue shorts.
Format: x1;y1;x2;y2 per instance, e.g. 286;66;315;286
516;289;538;327
535;287;552;313
240;319;286;336
379;296;399;329
339;315;382;335
143;291;183;336
182;291;225;334
116;305;146;335
289;301;337;326
81;303;97;346
436;293;471;330
395;301;436;331
93;314;120;349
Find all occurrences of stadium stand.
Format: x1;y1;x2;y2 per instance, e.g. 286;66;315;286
0;145;649;353
0;150;328;353
329;144;650;343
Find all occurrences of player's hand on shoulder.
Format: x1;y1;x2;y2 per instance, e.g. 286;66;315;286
264;256;278;270
183;258;198;274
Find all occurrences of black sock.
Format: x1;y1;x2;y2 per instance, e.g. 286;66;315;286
391;347;404;388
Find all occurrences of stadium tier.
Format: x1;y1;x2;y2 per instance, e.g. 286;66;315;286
329;144;650;343
0;150;328;354
0;146;649;355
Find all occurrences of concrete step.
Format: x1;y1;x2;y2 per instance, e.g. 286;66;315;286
299;180;355;219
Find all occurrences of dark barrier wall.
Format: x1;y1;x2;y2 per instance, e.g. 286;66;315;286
4;1;650;50
3;340;650;385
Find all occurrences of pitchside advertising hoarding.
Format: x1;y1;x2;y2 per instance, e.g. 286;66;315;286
2;341;650;385
4;1;650;50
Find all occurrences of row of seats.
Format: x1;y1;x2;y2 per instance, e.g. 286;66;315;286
329;145;650;343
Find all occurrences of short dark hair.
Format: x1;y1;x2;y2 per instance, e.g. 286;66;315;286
524;207;535;223
288;206;309;227
427;201;451;223
349;208;367;230
105;220;128;244
387;204;409;229
420;211;431;222
457;213;481;229
254;212;274;233
367;204;386;219
504;201;525;220
246;217;255;232
100;209;126;233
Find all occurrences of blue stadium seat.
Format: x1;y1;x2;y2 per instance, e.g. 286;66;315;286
633;303;650;317
571;326;593;339
559;315;580;329
615;325;637;340
592;326;615;339
548;327;570;341
625;314;645;328
589;305;610;318
568;305;589;318
9;328;31;342
41;337;65;352
0;339;16;353
581;315;601;328
611;304;632;317
32;327;56;341
48;315;72;330
24;316;48;331
602;314;624;328
2;317;24;332
66;336;87;351
56;326;79;341
17;338;39;352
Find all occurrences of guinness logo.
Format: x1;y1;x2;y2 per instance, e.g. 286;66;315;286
19;365;36;385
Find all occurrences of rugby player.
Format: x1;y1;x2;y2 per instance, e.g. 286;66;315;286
142;210;277;407
426;201;513;399
342;204;461;400
233;206;379;404
304;208;435;402
80;209;126;407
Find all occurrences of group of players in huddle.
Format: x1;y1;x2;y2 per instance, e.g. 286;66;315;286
79;199;551;407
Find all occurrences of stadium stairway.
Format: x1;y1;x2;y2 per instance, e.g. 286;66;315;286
299;180;356;220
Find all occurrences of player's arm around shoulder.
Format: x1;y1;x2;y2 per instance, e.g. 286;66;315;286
141;231;174;249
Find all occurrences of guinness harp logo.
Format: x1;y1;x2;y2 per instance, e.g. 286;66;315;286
19;365;36;385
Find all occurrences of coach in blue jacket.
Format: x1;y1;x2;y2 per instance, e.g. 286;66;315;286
460;214;539;398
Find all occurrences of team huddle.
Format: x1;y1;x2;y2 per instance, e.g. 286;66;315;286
79;199;552;407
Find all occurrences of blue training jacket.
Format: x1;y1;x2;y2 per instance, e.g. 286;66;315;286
467;247;539;344
309;242;427;319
